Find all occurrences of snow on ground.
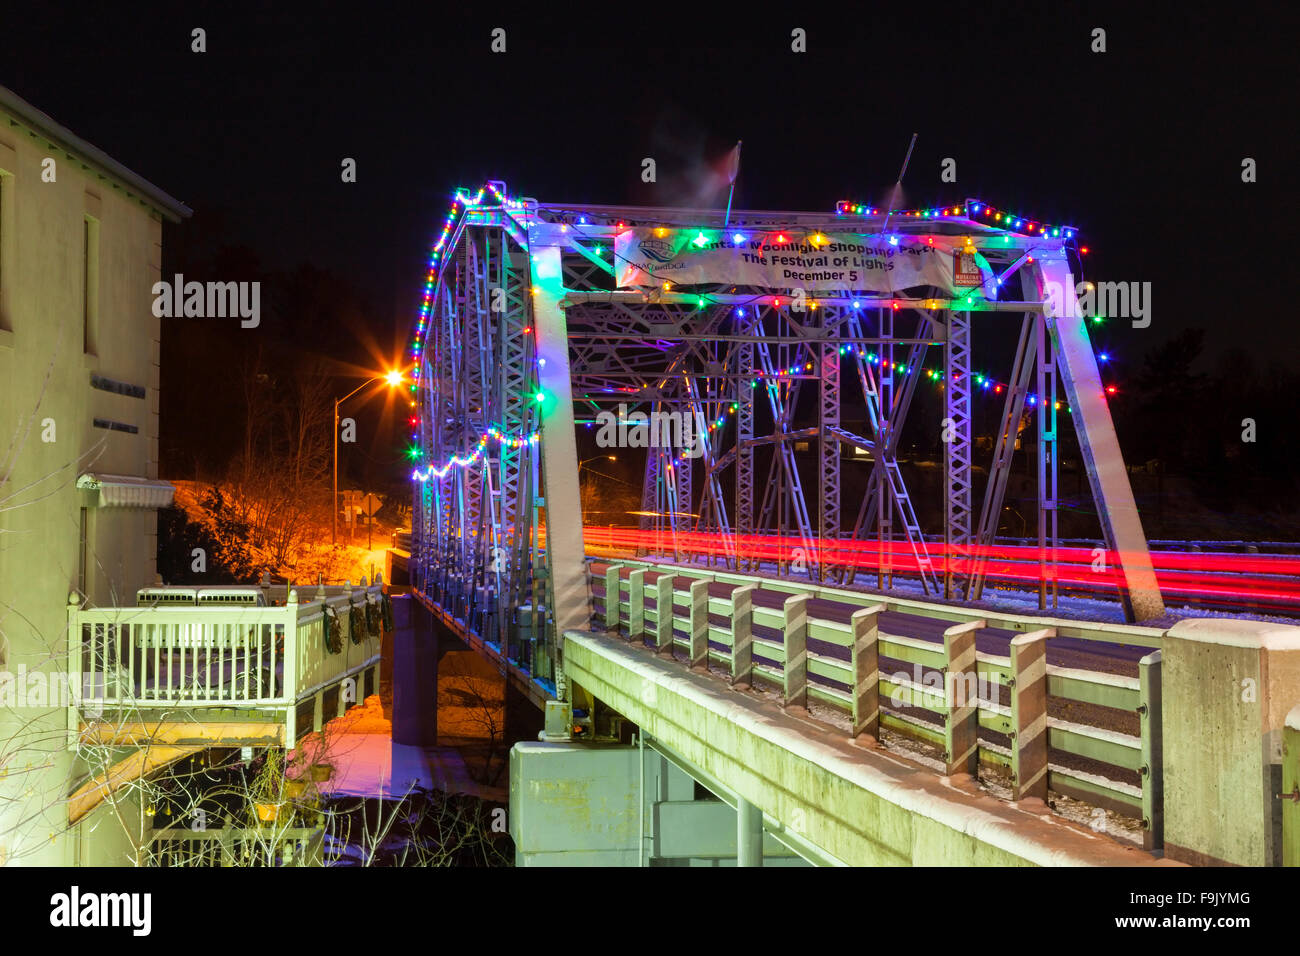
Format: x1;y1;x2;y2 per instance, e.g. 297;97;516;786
170;479;394;586
289;696;506;803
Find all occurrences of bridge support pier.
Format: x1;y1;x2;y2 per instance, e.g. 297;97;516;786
393;595;438;746
737;797;763;867
509;740;807;866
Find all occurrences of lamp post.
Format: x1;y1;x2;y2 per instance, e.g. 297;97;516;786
578;454;617;476
1002;505;1027;540
577;454;616;498
334;370;404;546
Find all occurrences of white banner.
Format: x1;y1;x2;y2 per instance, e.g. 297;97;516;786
614;228;991;295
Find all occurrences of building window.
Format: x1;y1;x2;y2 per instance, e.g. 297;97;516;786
83;215;100;354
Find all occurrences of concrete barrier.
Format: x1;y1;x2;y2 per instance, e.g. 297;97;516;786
1162;618;1300;865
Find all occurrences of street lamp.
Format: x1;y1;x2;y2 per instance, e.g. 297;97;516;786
578;454;617;475
334;369;404;546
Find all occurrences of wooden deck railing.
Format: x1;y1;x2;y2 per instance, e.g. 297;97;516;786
68;581;387;747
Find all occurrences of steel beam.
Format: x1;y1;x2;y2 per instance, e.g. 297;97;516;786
1033;253;1163;620
530;246;592;642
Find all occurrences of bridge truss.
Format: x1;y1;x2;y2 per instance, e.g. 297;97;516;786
409;184;1164;693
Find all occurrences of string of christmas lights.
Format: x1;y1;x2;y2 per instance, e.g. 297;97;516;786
408;185;1118;466
834;197;1079;241
410;426;540;482
407;180;537;466
410;181;519;380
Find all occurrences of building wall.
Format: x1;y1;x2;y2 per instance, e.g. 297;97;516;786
0;113;166;866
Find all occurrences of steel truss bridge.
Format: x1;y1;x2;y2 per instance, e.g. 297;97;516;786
410;182;1164;694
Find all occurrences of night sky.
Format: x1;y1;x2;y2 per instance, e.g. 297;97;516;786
4;5;1291;409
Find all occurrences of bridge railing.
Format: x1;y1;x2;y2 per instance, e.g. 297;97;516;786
68;582;387;747
591;559;1164;851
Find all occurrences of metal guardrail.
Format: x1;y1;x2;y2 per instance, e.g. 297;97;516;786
68;582;387;747
590;560;1165;850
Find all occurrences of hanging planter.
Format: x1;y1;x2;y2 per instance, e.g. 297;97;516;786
322;605;343;654
253;801;285;826
381;593;395;633
308;764;333;783
284;779;308;800
349;603;365;645
365;599;381;638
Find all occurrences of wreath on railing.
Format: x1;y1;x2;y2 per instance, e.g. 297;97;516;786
364;599;381;638
348;603;365;645
322;605;343;654
381;593;395;633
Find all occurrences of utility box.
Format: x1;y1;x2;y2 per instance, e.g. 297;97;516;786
541;701;572;741
509;742;640;866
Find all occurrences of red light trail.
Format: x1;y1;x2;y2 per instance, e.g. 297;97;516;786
581;527;1300;615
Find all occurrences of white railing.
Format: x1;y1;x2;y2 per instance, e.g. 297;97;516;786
68;581;386;743
146;827;323;867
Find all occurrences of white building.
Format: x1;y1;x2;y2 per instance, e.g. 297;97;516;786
0;85;189;865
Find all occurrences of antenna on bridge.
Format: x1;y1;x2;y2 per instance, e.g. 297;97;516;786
878;132;918;236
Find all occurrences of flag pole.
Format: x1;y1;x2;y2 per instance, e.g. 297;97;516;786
724;140;742;228
878;132;918;237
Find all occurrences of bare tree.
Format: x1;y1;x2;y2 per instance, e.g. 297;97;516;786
437;653;508;787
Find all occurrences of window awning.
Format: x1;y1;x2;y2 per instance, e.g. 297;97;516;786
76;473;176;509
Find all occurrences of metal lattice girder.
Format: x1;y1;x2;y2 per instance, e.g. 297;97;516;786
818;304;841;582
750;315;816;574
1035;311;1059;610
735;336;755;571
410;196;1166;683
684;376;734;565
944;309;973;598
414;206;545;664
495;238;536;642
1032;253;1163;620
968;311;1037;600
845;309;938;594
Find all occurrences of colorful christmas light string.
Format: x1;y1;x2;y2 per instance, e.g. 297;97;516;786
411;426;540;482
408;181;541;479
556;202;1115;407
408;186;1117;472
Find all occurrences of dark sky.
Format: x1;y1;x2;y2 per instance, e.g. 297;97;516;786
4;3;1292;372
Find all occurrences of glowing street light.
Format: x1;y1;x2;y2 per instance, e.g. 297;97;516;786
334;369;405;546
